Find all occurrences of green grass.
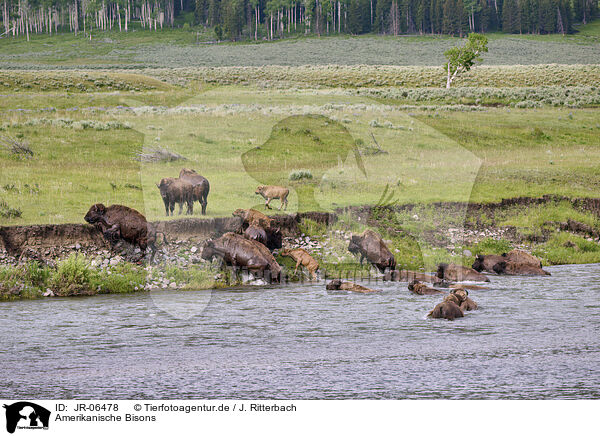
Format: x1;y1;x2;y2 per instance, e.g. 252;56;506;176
1;81;599;226
534;233;600;265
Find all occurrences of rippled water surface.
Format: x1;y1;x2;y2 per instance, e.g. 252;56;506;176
1;263;599;399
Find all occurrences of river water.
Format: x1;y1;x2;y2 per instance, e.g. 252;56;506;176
1;263;599;399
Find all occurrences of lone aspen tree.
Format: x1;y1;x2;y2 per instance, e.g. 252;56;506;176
443;33;488;88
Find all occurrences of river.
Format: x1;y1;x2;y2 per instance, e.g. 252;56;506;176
1;263;599;399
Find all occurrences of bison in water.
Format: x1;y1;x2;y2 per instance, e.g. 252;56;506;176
451;288;478;311
280;248;320;280
84;203;163;260
179;168;210;215
408;280;444;295
255;185;289;210
437;263;490;282
428;292;466;321
493;260;550;276
201;232;282;283
472;254;505;273
348;229;396;273
473;250;549;276
326;279;378;293
157;177;193;216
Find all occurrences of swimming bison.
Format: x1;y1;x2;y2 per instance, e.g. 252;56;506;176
428;291;466;321
437;263;490;282
348;229;396;273
326;279;378;293
408;280;444;295
472;250;549;276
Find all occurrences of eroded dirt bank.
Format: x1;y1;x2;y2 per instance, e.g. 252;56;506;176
1;196;599;262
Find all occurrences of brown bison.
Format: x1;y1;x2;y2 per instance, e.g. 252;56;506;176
84;204;162;260
385;269;444;284
408;280;444;295
428;293;465;321
179;168;210;215
243;225;267;245
348;229;396;273
493;261;550;276
233;208;274;228
326;279;378;293
255;185;289;210
473;250;549;276
451;288;478;311
503;249;542;268
472;254;505;273
437;263;490;282
157;177;193;216
280;248;320;280
201;232;282;283
234;208;281;250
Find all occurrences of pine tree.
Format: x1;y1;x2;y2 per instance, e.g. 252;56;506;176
502;0;520;33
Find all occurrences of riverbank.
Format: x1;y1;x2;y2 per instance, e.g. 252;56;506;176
2;195;599;301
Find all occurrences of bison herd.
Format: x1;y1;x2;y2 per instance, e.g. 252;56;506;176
83;176;551;321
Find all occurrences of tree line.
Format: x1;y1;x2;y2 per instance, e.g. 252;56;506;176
1;0;598;40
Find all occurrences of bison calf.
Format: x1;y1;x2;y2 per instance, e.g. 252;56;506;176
255;185;289;210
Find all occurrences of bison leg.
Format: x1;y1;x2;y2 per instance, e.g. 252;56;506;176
163;198;170;216
187;199;194;215
265;198;272;209
103;224;121;243
201;196;207;215
294;259;301;275
178;201;184;215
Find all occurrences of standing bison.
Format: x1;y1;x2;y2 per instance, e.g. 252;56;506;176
84;204;162;260
179;168;210;215
157;177;193;216
201;232;282;283
348;229;396;273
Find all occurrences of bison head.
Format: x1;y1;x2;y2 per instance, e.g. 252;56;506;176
492;261;508;275
347;235;361;255
437;263;449;279
450;288;469;303
325;279;343;290
200;239;216;261
232;209;246;218
255;185;266;195
84;203;106;224
157;178;175;200
472;255;485;272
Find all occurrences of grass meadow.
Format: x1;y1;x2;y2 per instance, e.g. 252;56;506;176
0;81;599;226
